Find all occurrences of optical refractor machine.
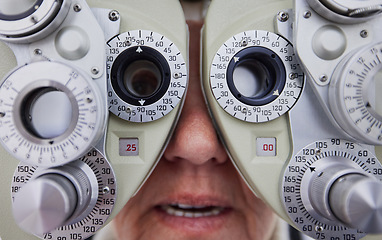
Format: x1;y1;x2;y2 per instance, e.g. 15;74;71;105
2;0;382;240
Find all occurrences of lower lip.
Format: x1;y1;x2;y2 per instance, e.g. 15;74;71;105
155;206;232;233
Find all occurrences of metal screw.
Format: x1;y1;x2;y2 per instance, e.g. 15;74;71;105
315;225;324;232
241;40;248;47
86;98;93;103
303;11;312;19
125;40;132;46
173;72;181;79
109;10;120;21
125;107;132;114
34;49;42;55
319;75;328;83
289;73;297;80
360;29;368;38
278;11;289;22
0;112;5;118
73;4;82;12
91;67;99;75
315;148;321;155
103;186;110;194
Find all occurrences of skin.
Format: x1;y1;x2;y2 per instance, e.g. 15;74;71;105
113;21;278;240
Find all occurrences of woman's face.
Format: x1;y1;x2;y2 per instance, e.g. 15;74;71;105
113;21;277;240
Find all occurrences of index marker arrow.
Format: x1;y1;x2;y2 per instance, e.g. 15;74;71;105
139;99;145;106
136;47;143;53
273;90;280;96
310;167;316;172
234;57;240;63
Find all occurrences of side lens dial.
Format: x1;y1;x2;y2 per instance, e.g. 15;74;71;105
106;30;188;123
210;30;304;123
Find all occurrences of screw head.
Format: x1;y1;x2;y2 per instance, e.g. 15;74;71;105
303;11;312;19
109;10;120;21
319;75;328;83
278;11;289;22
91;67;99;75
360;30;368;38
34;49;42;55
73;4;82;12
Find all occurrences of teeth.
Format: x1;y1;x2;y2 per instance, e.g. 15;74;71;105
161;205;224;218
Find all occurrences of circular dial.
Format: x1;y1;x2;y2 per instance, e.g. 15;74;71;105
329;42;382;145
210;30;304;123
0;0;70;40
0;61;105;167
107;30;187;122
11;149;116;239
281;139;382;238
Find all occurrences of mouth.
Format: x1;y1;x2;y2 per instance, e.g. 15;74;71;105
158;204;226;218
153;196;233;233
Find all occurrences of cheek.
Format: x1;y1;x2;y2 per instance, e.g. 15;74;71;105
239;182;278;239
113;198;149;240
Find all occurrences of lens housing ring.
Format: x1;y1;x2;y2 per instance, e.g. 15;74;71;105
226;46;286;106
0;0;71;41
106;30;188;123
110;46;171;106
329;42;382;145
210;30;304;123
0;61;105;167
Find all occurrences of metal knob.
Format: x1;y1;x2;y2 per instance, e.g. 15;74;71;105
12;161;95;236
330;174;382;233
308;162;382;233
12;174;78;235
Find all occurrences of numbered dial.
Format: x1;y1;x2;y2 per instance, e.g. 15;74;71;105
329;42;382;145
107;30;187;122
0;61;105;167
11;149;116;239
282;139;382;239
210;30;304;123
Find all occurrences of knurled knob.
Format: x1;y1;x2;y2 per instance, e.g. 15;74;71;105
330;173;382;233
12;174;78;235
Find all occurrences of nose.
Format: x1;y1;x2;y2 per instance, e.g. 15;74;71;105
163;21;227;166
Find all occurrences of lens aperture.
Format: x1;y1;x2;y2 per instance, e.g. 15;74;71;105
23;88;73;139
233;60;272;98
124;60;162;98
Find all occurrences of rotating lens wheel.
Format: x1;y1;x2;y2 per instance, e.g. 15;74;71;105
107;30;187;123
0;61;106;167
329;42;382;145
210;30;304;123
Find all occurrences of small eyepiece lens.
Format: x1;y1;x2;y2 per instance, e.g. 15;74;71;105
124;60;162;98
233;60;271;98
23;88;73;139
